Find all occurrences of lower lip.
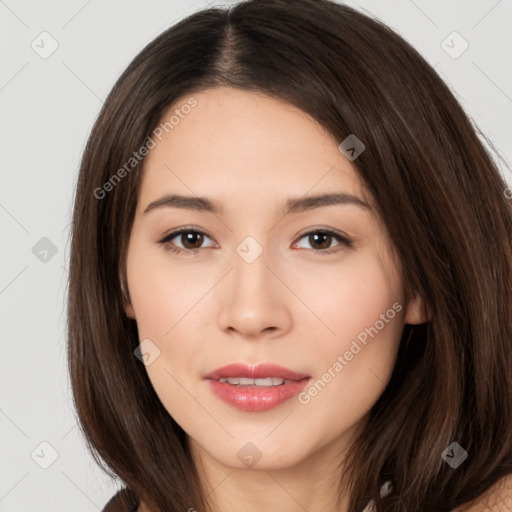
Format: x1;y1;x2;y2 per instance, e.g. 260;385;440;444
207;378;310;412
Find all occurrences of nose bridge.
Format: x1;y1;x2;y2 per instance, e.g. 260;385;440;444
231;234;273;302
216;234;291;337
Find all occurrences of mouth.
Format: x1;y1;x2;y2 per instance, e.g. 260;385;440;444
216;377;297;386
204;363;311;412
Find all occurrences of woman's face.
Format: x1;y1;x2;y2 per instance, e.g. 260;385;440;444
124;86;426;473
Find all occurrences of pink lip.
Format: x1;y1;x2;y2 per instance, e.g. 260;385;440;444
204;363;311;412
204;363;309;381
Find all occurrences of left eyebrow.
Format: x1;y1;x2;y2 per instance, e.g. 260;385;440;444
283;192;370;214
142;192;370;216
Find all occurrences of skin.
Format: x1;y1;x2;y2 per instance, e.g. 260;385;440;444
123;86;428;512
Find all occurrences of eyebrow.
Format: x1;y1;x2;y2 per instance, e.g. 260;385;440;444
143;192;370;216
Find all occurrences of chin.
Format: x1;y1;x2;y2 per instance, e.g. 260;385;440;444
198;436;314;472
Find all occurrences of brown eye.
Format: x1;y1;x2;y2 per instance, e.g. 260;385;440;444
158;228;215;254
294;229;353;254
308;232;334;250
179;231;205;249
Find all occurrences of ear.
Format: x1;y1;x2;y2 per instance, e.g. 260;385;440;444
120;272;136;319
124;299;136;319
403;291;431;324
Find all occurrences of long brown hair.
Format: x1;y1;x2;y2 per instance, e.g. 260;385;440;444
66;1;512;510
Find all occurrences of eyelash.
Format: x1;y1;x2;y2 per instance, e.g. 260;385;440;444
157;228;353;256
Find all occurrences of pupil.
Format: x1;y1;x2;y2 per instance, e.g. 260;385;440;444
311;233;331;250
182;232;203;249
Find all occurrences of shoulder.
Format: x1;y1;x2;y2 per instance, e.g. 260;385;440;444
452;473;512;511
102;487;140;512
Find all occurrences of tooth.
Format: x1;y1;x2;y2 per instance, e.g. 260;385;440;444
220;377;292;386
255;378;273;386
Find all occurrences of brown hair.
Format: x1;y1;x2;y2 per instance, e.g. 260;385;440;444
66;1;512;510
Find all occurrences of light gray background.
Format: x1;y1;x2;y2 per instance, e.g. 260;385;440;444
1;1;511;511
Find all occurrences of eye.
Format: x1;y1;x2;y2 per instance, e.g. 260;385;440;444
293;229;353;254
157;228;353;256
158;228;216;254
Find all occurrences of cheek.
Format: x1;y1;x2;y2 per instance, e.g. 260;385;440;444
126;244;207;391
293;249;404;415
290;248;402;349
126;242;205;338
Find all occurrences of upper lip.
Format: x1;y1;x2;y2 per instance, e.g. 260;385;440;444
204;363;310;381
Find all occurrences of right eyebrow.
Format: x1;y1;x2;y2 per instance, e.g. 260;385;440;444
143;194;222;215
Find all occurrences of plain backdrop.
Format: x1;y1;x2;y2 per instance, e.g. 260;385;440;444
1;1;511;510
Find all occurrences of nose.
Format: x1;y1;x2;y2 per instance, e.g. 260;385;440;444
217;244;292;339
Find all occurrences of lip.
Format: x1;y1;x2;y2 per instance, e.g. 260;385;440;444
204;363;311;412
204;363;310;381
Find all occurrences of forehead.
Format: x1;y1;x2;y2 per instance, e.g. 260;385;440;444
137;86;369;211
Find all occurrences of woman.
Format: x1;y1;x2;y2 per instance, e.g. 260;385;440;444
66;0;512;510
